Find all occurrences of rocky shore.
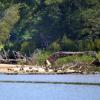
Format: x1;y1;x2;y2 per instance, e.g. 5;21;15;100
0;62;99;74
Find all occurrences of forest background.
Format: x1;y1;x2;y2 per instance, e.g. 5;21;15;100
0;0;100;57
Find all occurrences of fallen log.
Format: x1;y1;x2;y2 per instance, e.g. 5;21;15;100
45;51;97;66
0;59;27;64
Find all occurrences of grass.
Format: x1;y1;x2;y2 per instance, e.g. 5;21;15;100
34;51;100;73
35;51;95;66
12;50;100;73
54;55;94;66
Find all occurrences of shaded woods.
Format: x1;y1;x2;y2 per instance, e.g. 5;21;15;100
0;0;100;56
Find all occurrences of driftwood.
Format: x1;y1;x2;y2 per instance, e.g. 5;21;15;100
0;58;27;64
45;51;98;66
0;50;27;64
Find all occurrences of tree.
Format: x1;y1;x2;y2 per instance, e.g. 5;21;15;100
0;4;20;45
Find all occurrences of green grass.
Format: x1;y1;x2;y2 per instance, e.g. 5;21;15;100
54;55;94;66
16;50;100;72
35;51;94;66
31;51;100;73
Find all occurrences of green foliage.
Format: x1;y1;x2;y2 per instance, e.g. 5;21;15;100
61;35;76;51
94;39;100;51
0;44;4;51
45;0;64;5
96;52;100;61
54;55;94;66
48;41;61;51
0;0;100;54
32;50;94;66
77;40;94;51
35;51;51;65
0;4;20;44
21;41;36;55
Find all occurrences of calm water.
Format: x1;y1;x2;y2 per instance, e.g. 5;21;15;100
0;74;100;100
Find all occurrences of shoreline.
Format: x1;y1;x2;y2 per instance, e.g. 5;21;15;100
0;64;99;75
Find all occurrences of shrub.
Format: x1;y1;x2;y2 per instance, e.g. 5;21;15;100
48;41;61;52
61;35;76;51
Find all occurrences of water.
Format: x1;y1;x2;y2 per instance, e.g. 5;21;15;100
0;74;100;100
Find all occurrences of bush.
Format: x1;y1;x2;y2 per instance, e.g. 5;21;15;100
61;35;76;51
21;41;36;56
34;51;51;65
94;39;100;51
48;41;61;52
78;40;94;51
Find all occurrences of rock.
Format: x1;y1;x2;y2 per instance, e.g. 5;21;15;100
38;68;45;73
48;69;54;73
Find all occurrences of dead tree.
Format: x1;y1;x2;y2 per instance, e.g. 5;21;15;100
45;51;98;66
